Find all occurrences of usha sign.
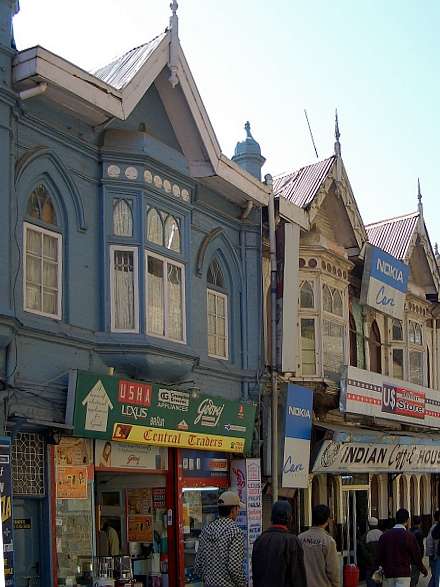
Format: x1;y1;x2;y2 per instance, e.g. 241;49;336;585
360;244;409;320
67;370;256;454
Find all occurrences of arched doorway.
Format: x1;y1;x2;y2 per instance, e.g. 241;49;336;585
369;321;382;373
370;475;380;519
399;475;407;509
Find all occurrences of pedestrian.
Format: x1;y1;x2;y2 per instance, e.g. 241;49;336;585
359;517;382;587
299;504;340;587
194;491;246;587
252;500;307;587
426;510;440;587
409;516;424;587
377;508;427;587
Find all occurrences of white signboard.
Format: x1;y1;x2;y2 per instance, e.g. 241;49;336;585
360;244;409;320
95;440;168;471
341;365;440;429
313;439;440;473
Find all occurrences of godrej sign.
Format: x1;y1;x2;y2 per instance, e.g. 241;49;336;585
361;244;409;319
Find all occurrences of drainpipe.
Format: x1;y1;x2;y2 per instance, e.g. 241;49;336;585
266;173;278;503
19;82;48;101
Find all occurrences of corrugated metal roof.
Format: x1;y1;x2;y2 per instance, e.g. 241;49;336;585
92;33;166;90
273;156;335;208
366;212;419;260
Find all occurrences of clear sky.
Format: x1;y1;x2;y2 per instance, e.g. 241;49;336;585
13;0;440;243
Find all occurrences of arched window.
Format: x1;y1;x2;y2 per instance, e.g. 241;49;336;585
300;281;314;308
207;259;228;359
392;319;403;341
113;199;133;237
323;284;332;313
333;290;343;317
24;185;62;319
146;208;163;245
409;321;424;385
369;321;382;374
414;324;422;345
349;313;358;367
164;215;181;252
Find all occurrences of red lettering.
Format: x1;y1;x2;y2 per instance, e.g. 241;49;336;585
118;380;152;407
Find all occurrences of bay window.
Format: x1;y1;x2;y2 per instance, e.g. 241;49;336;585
391;319;404;380
322;284;345;380
301;318;316;375
408;321;424;385
110;246;139;332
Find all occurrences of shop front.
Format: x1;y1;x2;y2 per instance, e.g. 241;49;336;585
51;370;259;587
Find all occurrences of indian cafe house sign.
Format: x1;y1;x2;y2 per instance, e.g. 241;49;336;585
66;370;256;454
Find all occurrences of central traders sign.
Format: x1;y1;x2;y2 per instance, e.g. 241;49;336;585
313;440;440;473
67;371;256;453
360;244;409;319
341;365;440;429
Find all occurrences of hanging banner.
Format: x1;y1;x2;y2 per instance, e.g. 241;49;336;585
67;371;256;454
341;365;440;428
360;244;409;319
282;384;313;488
0;438;14;586
95;441;167;472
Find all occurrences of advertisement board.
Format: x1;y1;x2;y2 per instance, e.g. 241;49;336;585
67;371;256;453
282;384;313;488
0;438;14;586
341;365;440;428
360;244;409;319
95;440;167;472
313;439;440;473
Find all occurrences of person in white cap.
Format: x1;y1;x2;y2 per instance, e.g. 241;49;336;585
194;491;246;587
361;517;383;587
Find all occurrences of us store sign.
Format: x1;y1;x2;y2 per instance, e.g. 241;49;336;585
67;370;256;454
341;365;440;429
360;244;409;319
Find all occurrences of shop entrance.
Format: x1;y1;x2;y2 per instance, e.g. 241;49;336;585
342;475;369;574
13;498;42;587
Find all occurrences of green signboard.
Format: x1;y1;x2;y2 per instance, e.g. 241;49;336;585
67;371;256;454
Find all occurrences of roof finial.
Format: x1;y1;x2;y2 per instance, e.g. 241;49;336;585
334;108;341;157
417;177;423;216
168;1;179;87
245;121;253;139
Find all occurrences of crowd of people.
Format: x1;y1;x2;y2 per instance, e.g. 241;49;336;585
193;490;440;587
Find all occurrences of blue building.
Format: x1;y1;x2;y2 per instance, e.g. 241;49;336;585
0;2;269;585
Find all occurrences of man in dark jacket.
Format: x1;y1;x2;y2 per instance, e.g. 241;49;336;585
377;508;427;586
410;516;424;587
252;500;307;587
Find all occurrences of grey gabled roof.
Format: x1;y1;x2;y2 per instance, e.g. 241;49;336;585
366;212;419;260
92;33;166;90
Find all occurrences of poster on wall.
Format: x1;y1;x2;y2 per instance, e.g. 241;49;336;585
0;438;14;586
127;488;153;516
282;384;313;488
95;440;167;472
230;458;262;587
360;244;409;319
56;437;92;466
127;516;153;542
56;466;88;499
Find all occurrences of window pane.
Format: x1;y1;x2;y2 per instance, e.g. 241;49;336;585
392;348;404;380
147;256;165;335
113;199;133;237
323;285;332;313
43;261;58;288
27;255;42;285
167;263;183;340
207;290;227;358
113;250;136;330
27;185;57;225
27;229;42;255
323;320;344;380
392;320;403;341
409;351;424;386
301;318;315;375
208;334;216;355
207;259;224;288
164;216;181;252
216;296;225;318
43;234;58;261
146;209;163;246
26;284;41;310
300;282;314;309
333;290;343;316
415;324;422;345
409;324;415;344
43;288;57;315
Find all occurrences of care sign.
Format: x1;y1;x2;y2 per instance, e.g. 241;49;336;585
67;371;256;453
282;384;313;488
360;244;409;319
313;439;440;473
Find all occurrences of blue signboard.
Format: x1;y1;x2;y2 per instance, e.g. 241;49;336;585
361;244;409;319
0;437;14;586
282;385;313;488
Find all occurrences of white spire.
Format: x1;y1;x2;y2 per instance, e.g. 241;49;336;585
334;109;341;157
168;1;179;87
417;177;423;217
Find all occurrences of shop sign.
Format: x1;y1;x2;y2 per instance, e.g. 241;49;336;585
95;440;168;472
181;450;229;480
0;438;14;587
13;519;31;530
67;370;256;453
360;244;409;319
282;384;313;488
341;365;440;428
112;423;245;453
313;439;440;473
231;458;262;587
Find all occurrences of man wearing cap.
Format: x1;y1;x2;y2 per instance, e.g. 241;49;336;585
194;491;246;587
252;500;307;587
360;517;382;587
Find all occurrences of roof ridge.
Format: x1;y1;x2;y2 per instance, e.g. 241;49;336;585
273;154;335;181
366;211;419;228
